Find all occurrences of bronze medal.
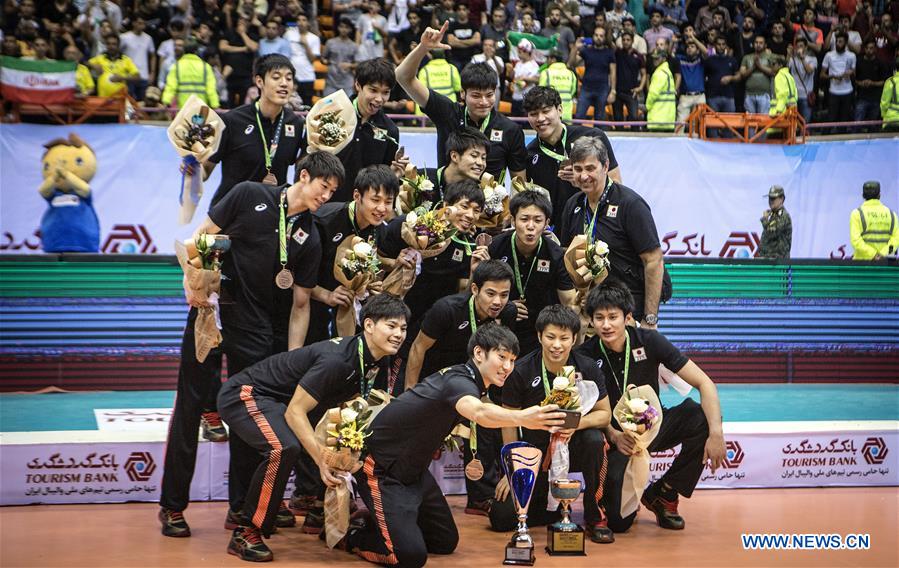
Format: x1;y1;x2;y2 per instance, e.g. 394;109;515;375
263;171;278;185
475;233;493;247
275;268;294;289
465;458;485;481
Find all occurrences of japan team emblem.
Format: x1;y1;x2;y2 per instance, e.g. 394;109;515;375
632;347;647;361
607;205;619;218
490;129;503;142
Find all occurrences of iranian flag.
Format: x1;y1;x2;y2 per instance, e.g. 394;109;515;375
507;31;558;63
0;56;76;104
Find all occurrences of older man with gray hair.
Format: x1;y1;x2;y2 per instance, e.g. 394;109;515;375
555;136;670;328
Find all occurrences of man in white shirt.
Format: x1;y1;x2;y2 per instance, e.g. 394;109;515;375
284;12;320;106
821;31;856;131
120;15;156;99
615;16;647;55
157;18;189;89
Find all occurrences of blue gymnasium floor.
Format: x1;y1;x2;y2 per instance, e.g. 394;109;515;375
1;384;897;433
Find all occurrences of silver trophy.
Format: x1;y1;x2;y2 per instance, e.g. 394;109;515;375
500;442;543;566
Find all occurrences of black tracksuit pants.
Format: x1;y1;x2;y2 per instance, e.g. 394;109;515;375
603;398;709;533
489;428;609;530
159;308;223;512
351;455;459;568
218;383;302;536
222;327;288;513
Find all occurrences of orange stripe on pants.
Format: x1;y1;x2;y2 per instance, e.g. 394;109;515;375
595;439;609;517
239;385;283;529
357;455;399;565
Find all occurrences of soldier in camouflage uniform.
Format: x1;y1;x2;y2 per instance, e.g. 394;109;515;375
759;185;792;259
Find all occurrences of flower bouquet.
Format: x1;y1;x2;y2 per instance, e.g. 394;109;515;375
612;384;664;517
510;176;551;202
333;236;382;336
475;172;510;230
397;164;439;214
173;234;231;363
314;389;392;548
167;95;226;225
541;365;582;428
305;89;357;155
564;236;610;290
539;365;602;510
400;206;457;258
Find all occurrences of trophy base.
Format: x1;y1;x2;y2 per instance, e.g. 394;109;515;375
545;524;586;556
503;543;536;565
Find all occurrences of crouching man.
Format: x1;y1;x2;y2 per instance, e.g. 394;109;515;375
217;294;410;561
490;305;615;544
577;281;725;533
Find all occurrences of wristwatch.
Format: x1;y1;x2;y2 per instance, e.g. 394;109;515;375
643;314;658;326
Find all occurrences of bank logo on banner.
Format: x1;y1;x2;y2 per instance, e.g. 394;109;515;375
3;445;165;505
723;440;745;469
100;224;157;253
662;230;761;259
861;437;889;465
123;452;156;482
94;408;172;432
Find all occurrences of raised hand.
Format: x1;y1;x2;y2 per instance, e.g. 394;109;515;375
419;21;452;51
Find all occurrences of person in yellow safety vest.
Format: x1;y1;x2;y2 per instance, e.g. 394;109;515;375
850;181;899;260
880;63;899;131
415;49;461;115
538;49;578;121
767;55;797;135
162;40;220;108
646;49;676;131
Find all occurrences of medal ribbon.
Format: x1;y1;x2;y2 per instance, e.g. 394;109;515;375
279;189;297;270
451;233;474;256
467;298;480;454
358;338;377;399
464;106;491;133
599;329;631;396
581;176;613;245
538;125;568;162
510;232;542;299
539;360;554;399
255;102;285;178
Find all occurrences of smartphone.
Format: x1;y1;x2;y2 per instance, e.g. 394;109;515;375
395;145;405;160
582;38;593;47
561;409;581;429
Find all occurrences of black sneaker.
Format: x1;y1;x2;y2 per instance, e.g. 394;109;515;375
320;509;369;551
275;502;296;528
225;509;278;534
641;482;686;530
201;412;228;442
301;508;324;534
227;526;273;562
288;493;317;515
159;508;191;538
585;520;615;543
464;498;493;516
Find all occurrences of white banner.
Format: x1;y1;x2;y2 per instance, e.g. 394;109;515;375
2;427;894;505
1;124;896;257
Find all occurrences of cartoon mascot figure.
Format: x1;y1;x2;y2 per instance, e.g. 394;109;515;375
39;133;100;252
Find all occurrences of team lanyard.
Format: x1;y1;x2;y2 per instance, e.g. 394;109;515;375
582;177;613;244
278;189;297;270
510;232;542;299
599;330;631;395
357;338;377;399
347;201;377;247
538;125;568;162
255;101;285;178
452;232;474;255
464;106;491;133
539;359;555;398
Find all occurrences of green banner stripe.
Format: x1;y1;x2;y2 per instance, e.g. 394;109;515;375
0;55;76;74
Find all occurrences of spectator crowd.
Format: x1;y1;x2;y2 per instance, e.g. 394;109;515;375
1;0;898;129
